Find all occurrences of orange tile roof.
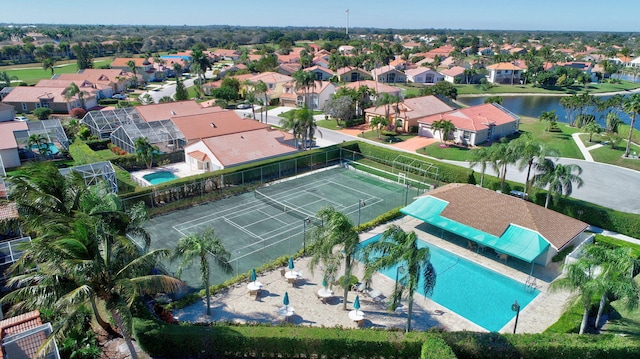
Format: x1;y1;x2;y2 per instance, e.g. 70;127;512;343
419;103;518;132
0;310;43;359
134;100;204;122
0;121;28;150
111;57;150;68
170;110;270;141
187;150;209;161
341;80;401;95
2;87;81;104
440;66;466;77
57;69;129;84
202;128;296;166
486;62;524;71
0;202;18;220
427;184;588;250
248;72;293;84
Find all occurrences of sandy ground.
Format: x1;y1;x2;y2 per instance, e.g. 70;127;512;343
172;217;572;333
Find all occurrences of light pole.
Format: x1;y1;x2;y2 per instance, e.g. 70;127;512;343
393;266;405;310
303;217;310;255
357;199;366;227
511;300;521;334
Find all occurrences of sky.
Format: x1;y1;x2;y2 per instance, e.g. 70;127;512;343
1;0;638;32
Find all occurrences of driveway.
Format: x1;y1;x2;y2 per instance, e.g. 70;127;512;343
392;136;438;152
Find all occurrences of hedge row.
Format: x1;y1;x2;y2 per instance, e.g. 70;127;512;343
133;319;640;359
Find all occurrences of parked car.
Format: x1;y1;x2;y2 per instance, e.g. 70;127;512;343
112;93;127;100
236;103;252;109
14;116;29;122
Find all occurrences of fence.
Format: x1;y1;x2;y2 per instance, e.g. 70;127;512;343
563;232;595;271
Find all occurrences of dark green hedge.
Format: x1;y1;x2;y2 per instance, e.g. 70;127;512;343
134;319;640;359
85;139;111;151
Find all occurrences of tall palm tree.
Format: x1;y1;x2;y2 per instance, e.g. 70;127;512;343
363;225;436;332
308;207;360;311
135;137;158;169
513;134;559;195
431;119;455;145
622;93;640;157
375;92;398;123
468;146;493;187
171;228;231;316
369;116;389;139
293;70;317;108
280;111;304;149
296;107;320;150
583;121;603;143
538;110;558;133
489;139;520;193
254;80;269;123
126;60;138;88
533;159;584;208
42;57;56;75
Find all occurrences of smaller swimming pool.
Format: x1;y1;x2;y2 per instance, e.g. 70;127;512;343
30;143;59;155
143;171;179;185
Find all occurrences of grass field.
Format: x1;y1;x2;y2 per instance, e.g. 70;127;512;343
1;57;112;85
456;81;640;95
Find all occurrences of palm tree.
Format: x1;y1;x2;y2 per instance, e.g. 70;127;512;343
254;80;269;123
42;57;56;75
308;206;360;311
296;107;320;150
431;119;455;145
280;111;304;149
293;70;317;108
622;93;640;157
513;134;559;195
126;60;138;88
135;137;158;169
27;134;50;158
375;92;398;123
369;116;389;139
363;225;436;332
171;228;231;316
489;139;520;193
468;146;493;187
583;121;603;143
605;112;623;134
533;159;584;208
538;110;558;133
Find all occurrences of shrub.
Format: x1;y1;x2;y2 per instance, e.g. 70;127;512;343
98;98;119;105
85;139;110;151
33;107;53;120
421;335;457;359
69;107;87;119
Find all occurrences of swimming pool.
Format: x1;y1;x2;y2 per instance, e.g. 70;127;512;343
143;171;179;185
30;143;59;155
360;235;539;332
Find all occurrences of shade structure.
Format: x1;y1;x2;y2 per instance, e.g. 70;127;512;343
251;268;257;283
283;292;290;306
288;257;294;270
354;295;361;310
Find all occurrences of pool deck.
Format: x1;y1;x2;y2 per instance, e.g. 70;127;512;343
172;216;573;334
131;162;206;186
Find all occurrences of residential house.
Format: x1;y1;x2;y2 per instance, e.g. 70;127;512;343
1;86;96;114
364;95;453;132
402;42;422;50
177;111;297;171
279;80;336;110
0;103;15;121
0;310;60;359
371;65;406;83
341;80;402;103
338;45;355;55
111;57;157;81
35;79;101;105
440;66;466;84
304;65;334;81
405;67;444;84
403;183;589;266
486;62;526;84
277;63;302;76
312;56;330;68
336;67;371;82
477;47;495;56
246;72;294;102
213;49;241;61
56;69;130;98
417;103;520;146
0;121;28;169
426;44;455;59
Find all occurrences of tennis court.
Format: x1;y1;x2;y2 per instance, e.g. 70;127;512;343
144;166;422;288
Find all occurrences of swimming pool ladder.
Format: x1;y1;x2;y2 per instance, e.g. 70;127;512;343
524;276;537;293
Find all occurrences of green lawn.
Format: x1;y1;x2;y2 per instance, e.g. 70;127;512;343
455;81;640;95
2;58;112;85
590;142;640;172
359;129;416;143
316;119;342;130
601;276;640;337
418;143;472;161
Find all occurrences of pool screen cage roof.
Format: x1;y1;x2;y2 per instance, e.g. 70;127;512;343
110;118;185;154
82;107;143;139
13;119;69;150
2;322;60;359
59;161;118;193
0;236;31;267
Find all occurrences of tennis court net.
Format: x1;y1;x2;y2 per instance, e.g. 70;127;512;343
254;190;322;226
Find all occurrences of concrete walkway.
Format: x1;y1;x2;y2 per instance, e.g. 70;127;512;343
571;133;595;162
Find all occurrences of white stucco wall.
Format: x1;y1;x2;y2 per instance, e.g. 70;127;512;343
184;141;224;171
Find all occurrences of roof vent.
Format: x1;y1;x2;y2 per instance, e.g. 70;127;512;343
210;123;216;128
170;111;176;115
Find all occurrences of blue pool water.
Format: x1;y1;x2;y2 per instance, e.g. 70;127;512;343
360;235;539;332
143;171;178;185
30;143;59;155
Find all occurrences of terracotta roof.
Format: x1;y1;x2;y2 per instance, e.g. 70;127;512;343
304;65;334;75
336;66;368;76
202;128;296;166
419;103;518;132
440;66;466;77
372;65;403;77
341;80;401;95
0;310;43;359
187;150;209;162
405;67;436;76
134;101;204;122
0;103;13;111
170;110;269;141
0;120;29;150
0;202;18;220
487;62;524;71
111;57;150;68
426;184;588;250
1;86;82;104
57;69;128;84
365;95;452;120
248;72;293;84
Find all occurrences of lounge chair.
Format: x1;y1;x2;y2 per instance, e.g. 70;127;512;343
280;268;286;277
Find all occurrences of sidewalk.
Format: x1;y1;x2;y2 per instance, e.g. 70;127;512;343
571;133;594;162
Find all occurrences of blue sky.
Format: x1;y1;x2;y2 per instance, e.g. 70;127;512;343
2;0;638;32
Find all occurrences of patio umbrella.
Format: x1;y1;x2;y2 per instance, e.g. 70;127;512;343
288;257;294;270
283;292;290;307
322;275;328;289
354;295;361;311
250;268;257;284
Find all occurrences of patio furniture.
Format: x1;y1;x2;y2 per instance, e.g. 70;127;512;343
280;268;286;277
316;288;334;304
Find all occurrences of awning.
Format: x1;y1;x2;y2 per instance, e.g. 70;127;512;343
401;196;549;263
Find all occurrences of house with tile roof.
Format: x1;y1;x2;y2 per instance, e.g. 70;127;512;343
277;63;302;76
0;103;15;122
56;69;130;98
440;66;466;84
336;67;371;82
1;86;97;114
111;57;158;81
279;80;336;110
417;103;520;146
402;183;589;266
213;49;241;61
371;65;406;84
0;121;29;169
405;68;444;84
0;310;59;359
486;62;526;84
341;80;402;103
246;72;294;102
364;95;453;132
304;66;334;81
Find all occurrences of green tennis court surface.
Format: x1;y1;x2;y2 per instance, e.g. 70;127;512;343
144;167;422;288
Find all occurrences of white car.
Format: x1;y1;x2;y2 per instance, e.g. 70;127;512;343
112;93;127;100
236;103;252;109
14;116;29;122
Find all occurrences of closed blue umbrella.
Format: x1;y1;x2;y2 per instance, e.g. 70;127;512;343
322;275;328;289
354;295;361;310
288;257;294;270
283;292;290;307
250;268;257;283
